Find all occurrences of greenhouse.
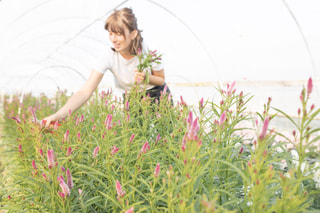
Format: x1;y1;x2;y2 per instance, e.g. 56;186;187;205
1;0;320;212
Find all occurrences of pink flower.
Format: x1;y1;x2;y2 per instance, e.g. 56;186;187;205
67;147;72;156
18;144;23;153
66;168;73;189
58;191;65;199
93;146;100;158
47;149;55;169
154;163;160;177
78;188;82;196
125;207;134;213
105;114;113;130
32;160;37;170
125;100;129;111
39;148;43;156
111;145;119;155
29;107;37;123
140;141;150;154
61;167;66;172
186;117;199;141
219;111;227;126
156;134;161;142
64;129;69;142
227;81;236;96
307;77;313;96
116;180;125;197
77;132;81;141
59;179;70;196
181;136;187;152
199;97;204;109
12;116;21;124
259;118;269;140
129;134;135;143
187;111;193;126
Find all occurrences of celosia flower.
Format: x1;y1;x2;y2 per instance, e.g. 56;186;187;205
140;141;150;154
259;118;269;140
12;116;21;124
154;163;160;177
67;147;72;156
186;118;199;141
307;77;313;96
199;97;204;109
32;160;37;170
61;167;65;172
18;144;23;153
66;168;73;189
219;111;226;126
59;179;70;196
47;149;55;169
116;180;125;197
29;107;37;123
129;134;135;143
93;146;100;158
227;81;236;96
125;100;129;111
105;114;113;130
64;129;69;142
58;191;65;199
79;188;82;196
125;207;134;213
111;145;119;155
156;134;161;142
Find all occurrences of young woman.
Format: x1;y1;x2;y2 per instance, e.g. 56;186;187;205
43;7;171;127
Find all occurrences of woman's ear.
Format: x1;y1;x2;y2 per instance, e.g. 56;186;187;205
131;30;138;40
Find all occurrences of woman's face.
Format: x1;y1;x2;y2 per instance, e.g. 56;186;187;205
108;27;136;54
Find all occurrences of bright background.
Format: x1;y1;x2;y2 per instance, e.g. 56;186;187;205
1;0;320;116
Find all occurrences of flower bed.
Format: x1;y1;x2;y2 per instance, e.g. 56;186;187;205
0;80;319;212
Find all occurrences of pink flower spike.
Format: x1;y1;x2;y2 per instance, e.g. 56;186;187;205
64;129;69;141
67;147;72;156
154;163;160;177
68;109;72;116
125;207;134;213
111;145;119;155
59;179;70;196
199;97;204;109
93;146;100;158
125;100;129;111
58;191;66;199
227;81;236;96
61;167;65;172
187;111;193;127
77;132;81;141
219;111;227;126
39;148;43;156
78;188;82;196
29;107;37;123
47;149;55;169
259;118;269;140
129;134;135;143
12;116;21;124
66;168;73;189
140;141;150;154
116;180;126;197
18;144;23;153
53;121;59;130
156;134;161;142
32;160;37;170
307;77;313;96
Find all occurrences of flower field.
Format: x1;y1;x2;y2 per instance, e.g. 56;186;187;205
0;80;320;212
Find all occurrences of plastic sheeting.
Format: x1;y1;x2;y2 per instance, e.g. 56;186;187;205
1;0;320;116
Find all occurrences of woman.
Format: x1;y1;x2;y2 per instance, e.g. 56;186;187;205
43;7;171;127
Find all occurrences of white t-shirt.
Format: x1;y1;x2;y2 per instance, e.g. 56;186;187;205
93;42;164;91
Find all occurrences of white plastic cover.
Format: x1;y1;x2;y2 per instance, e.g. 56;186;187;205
1;0;320;116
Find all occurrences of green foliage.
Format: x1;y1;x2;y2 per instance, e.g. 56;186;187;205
0;81;319;212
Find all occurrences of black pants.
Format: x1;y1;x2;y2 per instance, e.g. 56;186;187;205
146;83;172;104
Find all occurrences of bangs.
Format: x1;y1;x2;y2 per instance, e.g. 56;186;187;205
105;15;125;35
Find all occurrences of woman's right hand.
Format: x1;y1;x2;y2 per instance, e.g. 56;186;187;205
41;113;59;128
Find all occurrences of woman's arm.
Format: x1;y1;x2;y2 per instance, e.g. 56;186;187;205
43;69;104;127
134;69;165;86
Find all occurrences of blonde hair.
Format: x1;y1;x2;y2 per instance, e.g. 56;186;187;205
105;7;143;55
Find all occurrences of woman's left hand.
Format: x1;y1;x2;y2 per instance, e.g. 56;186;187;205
134;70;146;84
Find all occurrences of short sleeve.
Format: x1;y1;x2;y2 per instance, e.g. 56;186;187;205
92;47;113;74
